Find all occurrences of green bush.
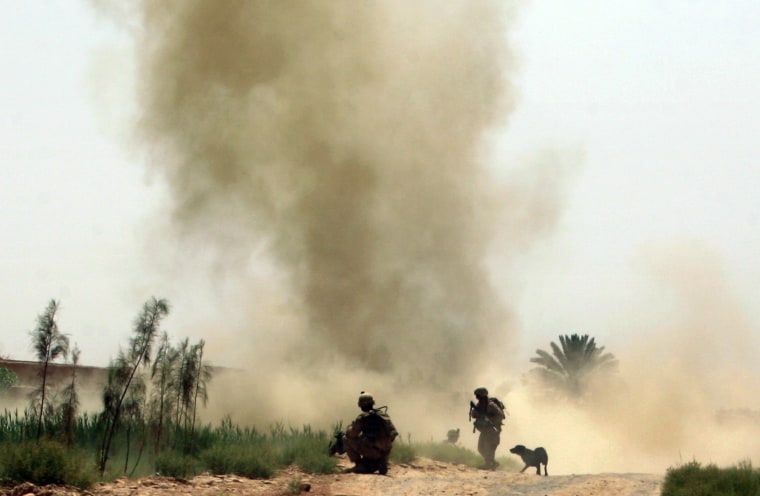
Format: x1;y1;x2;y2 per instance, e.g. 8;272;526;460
0;366;17;391
662;460;760;496
155;451;201;479
295;453;337;475
390;442;416;464
275;431;337;474
412;442;482;467
201;444;276;479
0;439;96;488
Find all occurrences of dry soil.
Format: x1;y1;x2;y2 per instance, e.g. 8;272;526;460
1;456;664;496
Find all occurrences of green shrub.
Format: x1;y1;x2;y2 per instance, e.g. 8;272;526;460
390;442;416;464
662;460;760;496
0;439;96;488
275;431;337;474
201;444;276;479
293;450;337;474
286;475;304;495
0;366;17;391
412;442;482;467
155;451;201;479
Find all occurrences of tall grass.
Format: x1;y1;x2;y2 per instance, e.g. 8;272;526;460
412;442;483;466
0;408;498;487
662;460;760;496
407;441;521;471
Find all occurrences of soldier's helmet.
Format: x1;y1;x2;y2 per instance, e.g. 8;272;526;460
357;391;375;409
473;387;489;398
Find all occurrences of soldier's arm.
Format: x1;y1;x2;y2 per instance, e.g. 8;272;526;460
346;415;364;437
386;416;399;440
470;402;485;419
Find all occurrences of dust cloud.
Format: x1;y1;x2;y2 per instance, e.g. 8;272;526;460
132;0;521;381
506;240;760;474
113;0;541;433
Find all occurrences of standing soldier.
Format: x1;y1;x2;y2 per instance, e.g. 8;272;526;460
470;386;505;470
344;391;398;475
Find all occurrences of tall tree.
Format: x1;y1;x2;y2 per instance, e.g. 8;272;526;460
59;344;80;445
188;339;212;436
98;297;169;475
29;299;69;440
170;338;214;451
529;333;618;399
121;375;146;475
149;332;179;453
172;337;190;429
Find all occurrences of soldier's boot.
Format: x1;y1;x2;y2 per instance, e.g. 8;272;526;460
343;460;365;473
479;457;496;470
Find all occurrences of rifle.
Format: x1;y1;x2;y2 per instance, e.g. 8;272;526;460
328;430;346;456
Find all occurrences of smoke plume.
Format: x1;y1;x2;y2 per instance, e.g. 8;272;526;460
131;0;522;388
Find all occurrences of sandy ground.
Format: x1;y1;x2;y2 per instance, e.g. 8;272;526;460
1;457;664;496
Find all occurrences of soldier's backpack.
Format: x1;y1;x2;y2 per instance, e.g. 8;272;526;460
362;409;391;441
490;397;506;414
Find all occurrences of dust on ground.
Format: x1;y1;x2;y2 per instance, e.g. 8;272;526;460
1;456;663;496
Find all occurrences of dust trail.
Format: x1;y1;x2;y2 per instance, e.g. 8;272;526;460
126;0;525;386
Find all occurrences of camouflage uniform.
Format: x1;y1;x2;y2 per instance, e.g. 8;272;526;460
470;387;505;470
344;392;398;475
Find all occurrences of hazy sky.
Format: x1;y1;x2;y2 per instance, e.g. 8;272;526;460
3;0;760;474
497;1;760;358
2;0;759;372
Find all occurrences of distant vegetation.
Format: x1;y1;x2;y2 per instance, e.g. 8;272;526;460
408;440;520;470
0;366;17;391
527;333;618;400
662;460;760;496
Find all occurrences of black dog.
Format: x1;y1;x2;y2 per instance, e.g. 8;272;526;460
509;445;548;476
444;428;460;444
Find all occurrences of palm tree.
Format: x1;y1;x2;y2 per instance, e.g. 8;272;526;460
529;333;618;399
29;299;70;440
